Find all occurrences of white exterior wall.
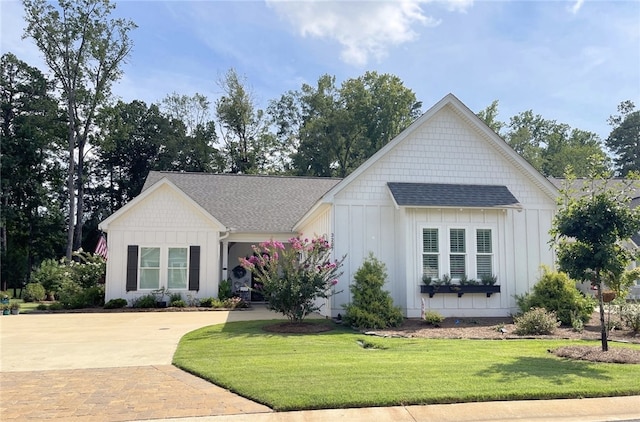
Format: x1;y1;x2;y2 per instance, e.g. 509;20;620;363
329;105;556;317
104;184;222;303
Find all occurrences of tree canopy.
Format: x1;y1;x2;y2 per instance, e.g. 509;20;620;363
606;101;640;176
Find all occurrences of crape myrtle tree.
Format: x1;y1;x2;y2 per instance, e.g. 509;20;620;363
22;0;136;259
240;236;344;323
551;158;640;351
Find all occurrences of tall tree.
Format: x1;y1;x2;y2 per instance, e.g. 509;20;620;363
278;72;421;177
477;102;607;177
215;69;272;174
606;101;640;176
552;160;640;351
477;100;504;134
1;53;66;290
22;0;136;259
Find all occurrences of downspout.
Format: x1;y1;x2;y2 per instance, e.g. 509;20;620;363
219;229;232;282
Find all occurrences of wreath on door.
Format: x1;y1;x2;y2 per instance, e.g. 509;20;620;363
232;265;247;279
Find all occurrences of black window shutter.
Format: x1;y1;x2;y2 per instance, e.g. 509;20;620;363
126;245;138;292
189;246;200;291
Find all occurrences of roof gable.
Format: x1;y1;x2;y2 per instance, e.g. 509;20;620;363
140;172;341;233
319;93;558;204
99;178;225;231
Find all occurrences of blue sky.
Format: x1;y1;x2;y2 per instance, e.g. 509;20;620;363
2;0;639;141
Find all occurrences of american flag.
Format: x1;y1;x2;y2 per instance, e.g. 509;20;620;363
95;234;108;259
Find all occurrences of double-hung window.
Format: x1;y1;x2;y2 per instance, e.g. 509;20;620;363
449;228;466;279
139;247;161;289
476;229;493;278
168;248;188;289
422;228;439;279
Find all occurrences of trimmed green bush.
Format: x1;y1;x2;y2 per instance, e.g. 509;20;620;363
424;310;445;326
514;307;560;335
219;279;233;300
170;299;187;307
23;283;46;302
343;253;404;329
516;268;595;325
104;298;128;309
132;294;157;308
199;297;215;307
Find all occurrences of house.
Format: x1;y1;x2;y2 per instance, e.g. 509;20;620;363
99;93;560;317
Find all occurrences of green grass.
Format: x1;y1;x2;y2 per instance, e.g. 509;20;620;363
173;320;640;411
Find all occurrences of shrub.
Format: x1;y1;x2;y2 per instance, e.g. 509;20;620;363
131;294;157;309
219;279;233;300
169;293;182;303
48;302;64;311
68;250;106;288
170;299;186;308
57;280;85;309
424;310;444;326
104;298;128;309
516;268;595;325
30;259;70;297
199;297;215;308
621;303;640;333
241;236;344;323
23;283;46;302
223;297;249;309
514;308;560;335
36;303;48;310
343;253;404;329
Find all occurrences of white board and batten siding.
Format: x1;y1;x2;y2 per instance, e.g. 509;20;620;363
103;183;222;302
329;104;557;317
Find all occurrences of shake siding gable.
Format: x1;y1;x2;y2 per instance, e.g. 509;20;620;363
102;183;223;302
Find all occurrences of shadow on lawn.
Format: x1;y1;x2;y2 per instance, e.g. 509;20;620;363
479;356;612;384
184;319;350;341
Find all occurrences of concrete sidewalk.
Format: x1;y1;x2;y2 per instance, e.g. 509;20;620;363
1;309;639;421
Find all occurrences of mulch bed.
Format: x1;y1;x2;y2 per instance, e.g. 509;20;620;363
363;313;640;364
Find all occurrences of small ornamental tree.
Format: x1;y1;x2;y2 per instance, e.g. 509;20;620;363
343;253;404;329
552;162;640;351
240;236;344;323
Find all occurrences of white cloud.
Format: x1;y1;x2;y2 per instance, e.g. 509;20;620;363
569;0;585;14
267;0;470;66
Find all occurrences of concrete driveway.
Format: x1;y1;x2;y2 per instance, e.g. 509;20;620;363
2;309;640;422
1;308;281;372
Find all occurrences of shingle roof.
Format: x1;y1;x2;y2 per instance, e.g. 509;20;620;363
387;182;521;208
143;172;341;233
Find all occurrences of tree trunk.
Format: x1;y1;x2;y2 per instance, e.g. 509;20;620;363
73;139;85;252
597;282;608;352
66;106;76;261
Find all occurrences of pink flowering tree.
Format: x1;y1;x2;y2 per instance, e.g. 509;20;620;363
240;236;344;323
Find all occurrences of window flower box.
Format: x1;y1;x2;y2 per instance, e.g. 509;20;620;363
420;284;500;298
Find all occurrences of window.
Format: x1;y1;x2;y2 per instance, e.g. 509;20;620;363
168;248;188;289
140;247;160;289
449;229;466;279
476;229;493;278
422;228;439;278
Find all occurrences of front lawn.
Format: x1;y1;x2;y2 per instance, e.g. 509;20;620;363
173;320;640;411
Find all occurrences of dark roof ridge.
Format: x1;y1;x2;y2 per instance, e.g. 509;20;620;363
152;170;342;182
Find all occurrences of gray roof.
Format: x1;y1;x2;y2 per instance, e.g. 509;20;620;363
143;171;341;233
387;182;520;208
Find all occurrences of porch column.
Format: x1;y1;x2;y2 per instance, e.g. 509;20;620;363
222;240;229;281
